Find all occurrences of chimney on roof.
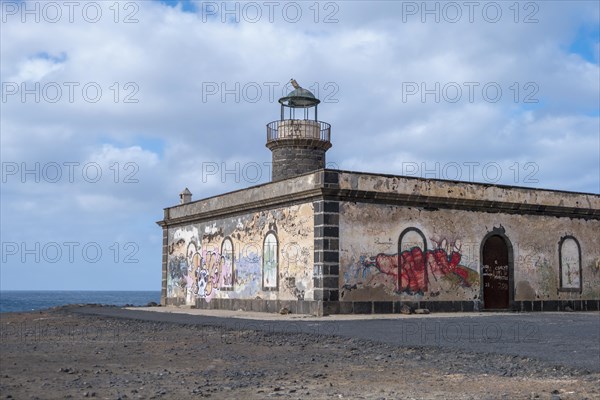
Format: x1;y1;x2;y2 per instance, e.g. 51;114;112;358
179;188;192;204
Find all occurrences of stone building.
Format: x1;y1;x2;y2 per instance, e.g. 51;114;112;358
157;86;600;314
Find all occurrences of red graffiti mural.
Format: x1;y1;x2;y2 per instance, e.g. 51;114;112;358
364;247;472;294
401;247;428;293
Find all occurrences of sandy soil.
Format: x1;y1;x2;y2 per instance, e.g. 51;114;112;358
1;307;598;399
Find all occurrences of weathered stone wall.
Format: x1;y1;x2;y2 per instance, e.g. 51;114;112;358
164;202;314;306
164;171;321;221
159;169;599;313
339;201;600;305
269;143;327;181
337;172;600;211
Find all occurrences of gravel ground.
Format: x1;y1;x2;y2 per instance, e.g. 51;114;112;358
1;306;598;399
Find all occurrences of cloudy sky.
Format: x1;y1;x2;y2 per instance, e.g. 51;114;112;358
1;0;598;290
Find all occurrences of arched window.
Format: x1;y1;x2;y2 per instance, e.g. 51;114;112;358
397;227;427;294
398;227;427;253
559;236;582;292
263;232;278;291
221;238;234;290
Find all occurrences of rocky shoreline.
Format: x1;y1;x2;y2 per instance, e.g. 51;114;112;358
1;306;598;399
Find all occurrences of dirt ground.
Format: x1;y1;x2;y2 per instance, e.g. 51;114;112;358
1;308;598;400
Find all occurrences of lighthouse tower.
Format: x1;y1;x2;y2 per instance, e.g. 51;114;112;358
266;81;332;181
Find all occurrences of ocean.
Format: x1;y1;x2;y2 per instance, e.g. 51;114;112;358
0;291;161;313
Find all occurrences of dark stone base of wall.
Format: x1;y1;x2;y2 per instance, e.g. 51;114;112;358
514;299;600;312
163;297;600;314
325;300;600;314
164;297;186;306
192;298;323;315
325;301;480;314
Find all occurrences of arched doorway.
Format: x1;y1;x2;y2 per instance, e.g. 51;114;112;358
481;230;513;310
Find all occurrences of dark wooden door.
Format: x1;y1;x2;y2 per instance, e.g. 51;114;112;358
482;235;510;309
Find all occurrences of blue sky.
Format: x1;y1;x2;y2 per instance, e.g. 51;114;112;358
569;20;600;63
1;0;599;290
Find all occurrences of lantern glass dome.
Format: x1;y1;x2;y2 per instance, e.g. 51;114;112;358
278;87;321;120
278;88;320;108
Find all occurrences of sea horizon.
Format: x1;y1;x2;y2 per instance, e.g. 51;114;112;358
0;290;161;313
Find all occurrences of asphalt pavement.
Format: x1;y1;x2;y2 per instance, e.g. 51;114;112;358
70;306;600;372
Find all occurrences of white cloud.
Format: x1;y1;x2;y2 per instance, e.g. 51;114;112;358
8;56;65;83
1;0;598;289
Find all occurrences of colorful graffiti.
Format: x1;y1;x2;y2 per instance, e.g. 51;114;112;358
220;238;234;290
167;253;187;299
166;203;315;305
348;239;478;296
168;238;314;303
167;234;237;303
233;250;262;298
163;200;317;306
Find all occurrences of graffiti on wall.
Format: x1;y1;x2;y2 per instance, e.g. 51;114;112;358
263;232;278;290
559;236;581;291
232;247;262;298
513;241;557;298
167;234;234;303
167;235;265;303
279;243;312;300
537;258;557;297
166;203;314;304
344;237;479;296
221;238;234;290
